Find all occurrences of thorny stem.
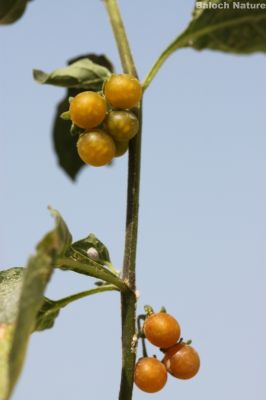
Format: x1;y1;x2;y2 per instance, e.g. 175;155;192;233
104;1;142;399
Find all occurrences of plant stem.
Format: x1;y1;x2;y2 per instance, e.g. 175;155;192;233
142;43;177;90
52;285;119;309
137;315;148;358
104;1;142;399
104;0;137;76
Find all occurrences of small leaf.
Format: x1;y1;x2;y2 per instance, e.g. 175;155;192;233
0;0;30;25
59;245;126;291
50;54;114;180
34;298;60;332
33;58;112;90
7;209;72;399
72;234;111;264
60;111;71;120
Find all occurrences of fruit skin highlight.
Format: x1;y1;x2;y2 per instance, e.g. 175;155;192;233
105;110;139;141
104;74;142;109
134;357;167;393
70;91;106;130
144;312;181;349
163;343;200;380
77;129;115;167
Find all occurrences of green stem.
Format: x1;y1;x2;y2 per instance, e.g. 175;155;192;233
142;42;178;90
52;285;119;310
104;1;142;399
35;286;119;332
104;0;137;76
137;315;148;358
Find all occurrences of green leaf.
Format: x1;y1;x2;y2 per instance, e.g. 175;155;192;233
143;0;266;89
0;212;120;398
0;0;29;25
0;268;24;324
33;58;112;90
50;54;114;180
0;268;23;400
178;0;266;53
40;207;72;256
58;247;126;291
72;234;111;264
0;268;65;398
6;209;72;400
34;298;60;332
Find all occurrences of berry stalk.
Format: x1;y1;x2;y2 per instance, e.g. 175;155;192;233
103;1;142;399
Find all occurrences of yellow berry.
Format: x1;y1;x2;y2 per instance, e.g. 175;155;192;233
77;130;115;167
70;91;106;130
104;74;142;109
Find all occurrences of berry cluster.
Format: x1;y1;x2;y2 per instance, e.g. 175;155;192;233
134;310;200;393
68;74;142;167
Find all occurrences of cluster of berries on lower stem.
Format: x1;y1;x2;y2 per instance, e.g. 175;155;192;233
68;73;142;167
134;307;200;393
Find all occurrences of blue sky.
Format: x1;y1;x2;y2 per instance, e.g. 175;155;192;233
1;1;266;399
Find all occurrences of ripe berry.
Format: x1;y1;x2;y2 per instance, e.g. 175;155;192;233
105;111;139;141
104;74;142;109
114;140;128;157
69;91;106;130
134;357;167;393
163;343;200;380
143;312;181;349
77;130;115;167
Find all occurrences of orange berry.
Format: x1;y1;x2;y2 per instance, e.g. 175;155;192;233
144;312;181;349
134;357;167;393
163;343;200;379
